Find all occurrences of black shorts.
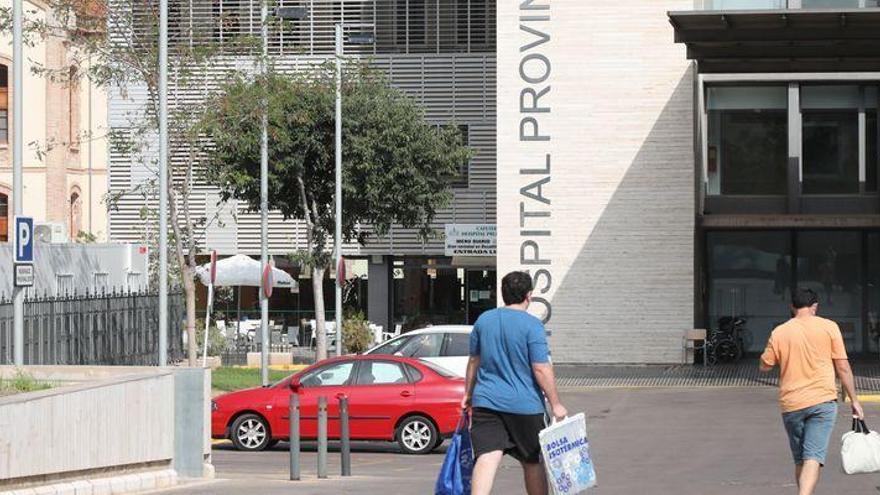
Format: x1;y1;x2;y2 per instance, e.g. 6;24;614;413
470;407;545;464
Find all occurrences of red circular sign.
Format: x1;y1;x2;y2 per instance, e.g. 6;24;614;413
336;256;346;288
262;262;274;299
209;251;218;285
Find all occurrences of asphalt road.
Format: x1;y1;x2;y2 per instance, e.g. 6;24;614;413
157;388;880;494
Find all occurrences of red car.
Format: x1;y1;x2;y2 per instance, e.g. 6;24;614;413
212;355;465;454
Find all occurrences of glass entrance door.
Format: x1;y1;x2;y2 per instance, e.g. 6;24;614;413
867;234;880;354
707;231;792;352
707;229;874;355
796;231;864;353
465;270;496;324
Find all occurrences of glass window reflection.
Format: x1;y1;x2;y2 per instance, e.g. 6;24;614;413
707;86;788;196
707;231;792;352
796;231;863;352
802;86;861;194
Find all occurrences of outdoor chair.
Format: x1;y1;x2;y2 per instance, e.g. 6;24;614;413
286;326;299;346
307;320;337;349
382;324;402;342
215;320;230;339
682;329;707;365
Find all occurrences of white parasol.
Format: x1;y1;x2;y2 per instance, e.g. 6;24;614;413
195;254;297;289
195;254;298;367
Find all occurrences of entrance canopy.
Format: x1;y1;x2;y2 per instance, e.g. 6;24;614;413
195;254;297;290
668;8;880;72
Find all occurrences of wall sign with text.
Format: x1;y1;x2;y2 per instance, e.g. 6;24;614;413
444;224;496;257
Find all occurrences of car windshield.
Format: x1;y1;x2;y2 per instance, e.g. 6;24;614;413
369;335;409;355
419;359;457;378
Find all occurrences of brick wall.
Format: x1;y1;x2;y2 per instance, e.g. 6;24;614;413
44;23;75;226
496;0;696;363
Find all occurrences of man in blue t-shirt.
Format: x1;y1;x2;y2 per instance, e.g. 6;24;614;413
461;271;567;495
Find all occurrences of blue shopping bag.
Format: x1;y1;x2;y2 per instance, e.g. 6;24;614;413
435;412;474;495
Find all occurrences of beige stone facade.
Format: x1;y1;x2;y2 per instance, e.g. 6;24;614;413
497;0;696;363
0;0;108;243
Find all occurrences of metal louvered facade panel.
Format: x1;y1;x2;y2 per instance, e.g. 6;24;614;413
170;0;494;56
108;0;496;257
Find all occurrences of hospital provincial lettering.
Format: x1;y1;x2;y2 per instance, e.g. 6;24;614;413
518;0;553;325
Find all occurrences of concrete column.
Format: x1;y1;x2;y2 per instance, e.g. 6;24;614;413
367;255;393;334
174;368;208;478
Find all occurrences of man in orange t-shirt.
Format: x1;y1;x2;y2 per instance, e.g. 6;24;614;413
760;287;863;495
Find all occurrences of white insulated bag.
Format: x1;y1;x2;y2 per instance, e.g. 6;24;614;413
539;413;597;494
841;418;880;474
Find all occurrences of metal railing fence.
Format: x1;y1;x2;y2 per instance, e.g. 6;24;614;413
0;290;185;366
219;343;316;367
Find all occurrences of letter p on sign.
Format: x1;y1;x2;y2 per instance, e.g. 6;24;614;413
14;216;33;263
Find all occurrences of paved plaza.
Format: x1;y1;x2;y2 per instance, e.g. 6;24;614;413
153;387;880;494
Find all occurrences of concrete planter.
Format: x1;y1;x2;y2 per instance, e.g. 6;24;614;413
0;366;212;493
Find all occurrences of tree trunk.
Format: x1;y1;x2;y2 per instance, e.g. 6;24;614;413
182;265;198;366
312;266;327;361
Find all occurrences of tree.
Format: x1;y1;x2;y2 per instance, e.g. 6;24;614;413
0;0;259;365
201;63;470;360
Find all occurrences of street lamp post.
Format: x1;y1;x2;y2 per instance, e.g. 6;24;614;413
11;0;22;365
259;0;270;387
260;5;307;385
157;0;169;367
333;26;373;358
334;24;343;357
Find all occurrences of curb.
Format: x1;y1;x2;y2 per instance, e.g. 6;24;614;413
0;469;178;495
231;364;307;371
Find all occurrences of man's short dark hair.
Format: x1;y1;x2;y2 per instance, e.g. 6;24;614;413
791;287;819;309
501;271;533;305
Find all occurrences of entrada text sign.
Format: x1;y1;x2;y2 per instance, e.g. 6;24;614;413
444;224;496;256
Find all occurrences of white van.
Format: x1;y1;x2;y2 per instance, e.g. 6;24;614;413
363;325;472;377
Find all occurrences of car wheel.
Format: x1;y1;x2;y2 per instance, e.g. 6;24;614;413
396;415;438;455
230;414;271;452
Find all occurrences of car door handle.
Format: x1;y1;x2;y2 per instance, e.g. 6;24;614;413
400;390;412;397
336;393;347;399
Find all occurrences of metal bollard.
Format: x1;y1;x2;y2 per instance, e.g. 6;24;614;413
289;393;300;481
339;395;351;476
317;396;328;479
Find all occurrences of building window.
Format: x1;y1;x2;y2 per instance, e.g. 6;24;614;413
69;190;82;240
68;66;80;151
707;230;869;354
213;0;246;43
94;272;109;290
0;193;8;243
802;85;861;195
396;0;427;49
56;273;75;296
706;231;791;353
0;65;8;144
707;85;788;195
458;0;487;46
127;271;143;289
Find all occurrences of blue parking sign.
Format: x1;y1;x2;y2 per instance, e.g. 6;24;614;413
14;216;33;263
